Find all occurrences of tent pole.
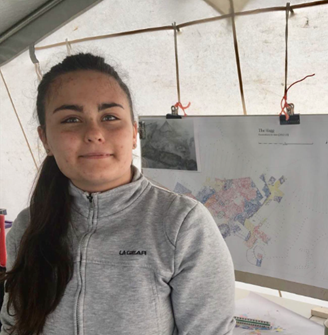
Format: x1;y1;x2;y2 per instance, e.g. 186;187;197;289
230;0;247;115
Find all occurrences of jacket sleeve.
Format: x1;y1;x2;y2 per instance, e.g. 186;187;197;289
169;202;236;335
0;225;18;334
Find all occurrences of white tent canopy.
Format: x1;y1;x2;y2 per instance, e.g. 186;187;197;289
1;0;328;306
1;0;327;221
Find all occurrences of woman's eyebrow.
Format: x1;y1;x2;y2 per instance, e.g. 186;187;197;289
53;104;83;114
98;103;124;111
52;103;123;114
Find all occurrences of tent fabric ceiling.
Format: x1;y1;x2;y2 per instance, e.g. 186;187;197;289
204;0;251;14
1;0;328;222
0;0;323;66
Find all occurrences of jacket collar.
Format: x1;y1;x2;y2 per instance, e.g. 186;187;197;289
68;166;150;218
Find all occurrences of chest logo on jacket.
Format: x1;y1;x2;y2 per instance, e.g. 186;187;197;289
119;250;147;256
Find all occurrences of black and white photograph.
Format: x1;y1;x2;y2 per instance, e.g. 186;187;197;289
141;118;198;171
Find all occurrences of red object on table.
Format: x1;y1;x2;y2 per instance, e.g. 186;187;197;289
0;215;6;267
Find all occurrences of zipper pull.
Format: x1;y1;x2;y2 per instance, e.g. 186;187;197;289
86;194;93;203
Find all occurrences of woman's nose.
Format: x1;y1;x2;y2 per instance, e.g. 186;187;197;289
84;121;105;143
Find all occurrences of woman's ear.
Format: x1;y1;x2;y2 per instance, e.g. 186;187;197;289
37;126;52;155
132;121;138;147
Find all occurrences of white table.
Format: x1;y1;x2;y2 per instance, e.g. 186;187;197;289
235;287;326;326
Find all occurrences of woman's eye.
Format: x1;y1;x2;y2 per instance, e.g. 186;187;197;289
61;115;118;124
62;117;80;123
103;115;118;121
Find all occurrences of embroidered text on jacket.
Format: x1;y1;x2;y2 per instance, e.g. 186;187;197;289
119;250;147;255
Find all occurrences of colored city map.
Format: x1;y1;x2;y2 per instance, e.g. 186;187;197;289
174;174;286;268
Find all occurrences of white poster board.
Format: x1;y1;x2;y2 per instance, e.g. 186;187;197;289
141;115;328;300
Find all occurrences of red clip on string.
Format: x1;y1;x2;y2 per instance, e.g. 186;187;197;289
175;102;190;116
280;74;315;121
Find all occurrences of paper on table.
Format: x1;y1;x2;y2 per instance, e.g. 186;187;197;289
234;292;324;335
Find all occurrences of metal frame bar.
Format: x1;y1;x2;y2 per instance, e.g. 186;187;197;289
0;0;64;44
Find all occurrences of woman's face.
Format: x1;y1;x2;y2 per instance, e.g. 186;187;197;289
38;70;137;193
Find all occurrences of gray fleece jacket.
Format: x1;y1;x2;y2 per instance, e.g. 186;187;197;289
1;167;236;335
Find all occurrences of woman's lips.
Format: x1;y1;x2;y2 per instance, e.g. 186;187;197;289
80;154;112;159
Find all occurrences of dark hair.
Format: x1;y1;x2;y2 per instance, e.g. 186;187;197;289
0;53;134;335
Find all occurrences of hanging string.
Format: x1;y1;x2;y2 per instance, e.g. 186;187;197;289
172;22;191;117
173;22;181;105
34;63;43;82
280;74;315;119
66;38;72;55
280;3;315;120
284;3;291;96
29;45;43;82
281;2;291;120
174;101;190;116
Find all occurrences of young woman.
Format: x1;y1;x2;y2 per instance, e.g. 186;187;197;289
0;53;236;335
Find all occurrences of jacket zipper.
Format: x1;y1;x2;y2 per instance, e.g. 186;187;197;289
86;193;93;203
76;193;94;335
